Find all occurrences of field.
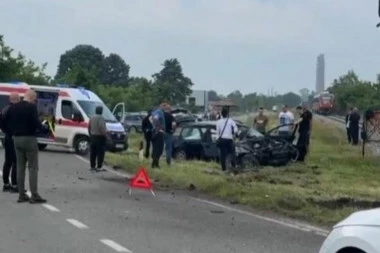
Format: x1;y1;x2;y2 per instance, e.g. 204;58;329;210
105;115;380;227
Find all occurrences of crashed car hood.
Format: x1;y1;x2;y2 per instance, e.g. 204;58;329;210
334;208;380;228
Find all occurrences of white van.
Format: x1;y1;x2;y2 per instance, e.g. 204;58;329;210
0;82;128;155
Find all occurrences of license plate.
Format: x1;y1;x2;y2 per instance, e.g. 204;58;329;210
115;144;124;149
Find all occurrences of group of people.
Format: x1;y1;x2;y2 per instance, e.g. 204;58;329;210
345;107;361;145
253;104;313;162
141;101;176;168
0;90;47;204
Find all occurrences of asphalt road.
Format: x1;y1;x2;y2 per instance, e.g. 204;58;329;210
0;148;326;253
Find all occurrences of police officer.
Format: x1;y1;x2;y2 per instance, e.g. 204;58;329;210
151;101;167;168
1;92;20;193
295;104;313;162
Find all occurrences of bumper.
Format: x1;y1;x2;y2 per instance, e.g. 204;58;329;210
107;131;128;152
107;140;128;152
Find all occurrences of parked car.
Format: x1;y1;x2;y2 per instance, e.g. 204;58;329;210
175;114;197;127
319;208;380;253
122;113;143;133
172;121;298;169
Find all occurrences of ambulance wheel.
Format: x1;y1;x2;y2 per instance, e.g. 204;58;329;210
38;144;47;151
74;136;90;156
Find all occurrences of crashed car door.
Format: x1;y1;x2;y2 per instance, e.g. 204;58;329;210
200;126;219;159
182;127;204;158
199;126;219;159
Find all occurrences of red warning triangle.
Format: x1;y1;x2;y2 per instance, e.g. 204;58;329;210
129;168;152;189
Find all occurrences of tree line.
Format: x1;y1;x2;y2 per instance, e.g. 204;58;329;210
327;71;380;114
1;34;314;112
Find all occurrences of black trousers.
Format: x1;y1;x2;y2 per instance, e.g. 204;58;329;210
218;138;235;171
151;131;164;168
90;135;106;169
346;127;352;143
297;132;310;162
2;135;17;185
144;132;152;158
350;126;359;145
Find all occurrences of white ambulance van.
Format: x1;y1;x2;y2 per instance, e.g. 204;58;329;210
0;82;128;155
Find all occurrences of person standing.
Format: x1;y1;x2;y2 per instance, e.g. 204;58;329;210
295;104;313;162
88;106;108;172
151;101;167;168
253;107;269;134
349;107;360;146
0;92;20;193
216;107;238;172
345;108;353;143
278;105;294;136
5;89;46;203
142;110;153;159
164;106;176;166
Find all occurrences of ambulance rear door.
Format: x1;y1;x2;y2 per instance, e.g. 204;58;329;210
33;87;60;144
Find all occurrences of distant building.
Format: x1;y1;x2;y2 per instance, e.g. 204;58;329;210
187;90;209;111
316;54;325;94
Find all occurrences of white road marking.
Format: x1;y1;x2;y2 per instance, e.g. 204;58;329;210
75;153;330;237
26;191;31;198
66;219;89;229
100;239;133;253
192;197;330;237
43;204;60;212
75;155;132;179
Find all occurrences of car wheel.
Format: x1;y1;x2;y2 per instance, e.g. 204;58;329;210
175;149;187;160
38;144;48;151
129;127;137;134
74;137;90;156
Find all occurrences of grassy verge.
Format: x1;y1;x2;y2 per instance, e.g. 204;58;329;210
105;115;380;226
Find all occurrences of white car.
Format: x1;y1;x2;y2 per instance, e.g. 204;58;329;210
319;208;380;253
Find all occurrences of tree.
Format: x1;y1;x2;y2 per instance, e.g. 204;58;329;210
55;65;98;90
0;35;50;84
152;58;193;104
281;92;302;108
100;53;130;86
55;45;105;81
208;90;221;101
299;88;310;102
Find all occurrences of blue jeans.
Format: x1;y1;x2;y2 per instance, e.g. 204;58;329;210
164;133;173;165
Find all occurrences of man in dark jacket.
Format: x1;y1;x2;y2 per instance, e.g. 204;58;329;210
5;89;47;203
141;110;153;159
349;107;361;145
345;108;352;143
1;92;20;193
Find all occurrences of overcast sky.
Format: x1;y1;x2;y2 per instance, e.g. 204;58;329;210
0;0;379;96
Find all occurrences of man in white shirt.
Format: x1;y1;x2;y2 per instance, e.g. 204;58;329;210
216;107;238;172
278;105;294;136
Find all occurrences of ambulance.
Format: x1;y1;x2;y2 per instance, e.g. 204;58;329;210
0;82;128;155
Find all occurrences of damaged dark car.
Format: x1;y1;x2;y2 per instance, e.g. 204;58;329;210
172;121;298;171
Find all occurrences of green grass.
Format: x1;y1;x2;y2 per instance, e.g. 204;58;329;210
105;115;380;227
